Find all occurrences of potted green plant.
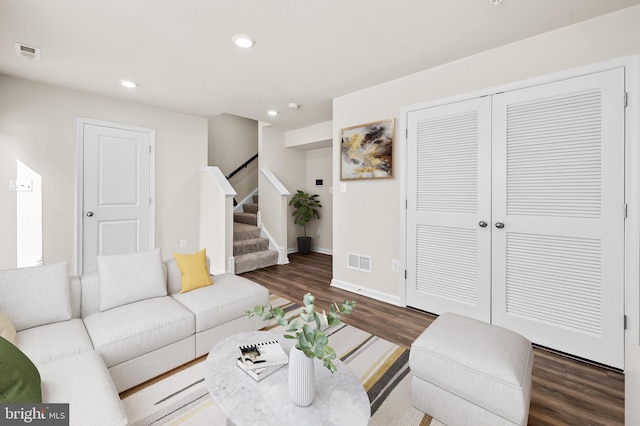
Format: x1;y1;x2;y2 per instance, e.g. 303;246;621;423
289;190;321;255
245;293;356;373
245;293;356;406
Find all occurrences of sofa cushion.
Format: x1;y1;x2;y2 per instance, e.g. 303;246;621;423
97;248;167;311
172;273;268;333
0;262;71;331
79;271;100;318
0;336;42;403
165;257;210;295
84;296;195;367
16;319;94;366
0;311;16;345
174;249;213;293
39;351;128;426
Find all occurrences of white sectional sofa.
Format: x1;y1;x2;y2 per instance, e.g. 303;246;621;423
0;248;269;426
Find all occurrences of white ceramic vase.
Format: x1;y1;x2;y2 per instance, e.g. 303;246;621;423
288;347;315;406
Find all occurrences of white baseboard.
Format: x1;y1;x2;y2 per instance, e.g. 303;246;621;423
286;247;333;255
311;247;332;255
330;279;403;307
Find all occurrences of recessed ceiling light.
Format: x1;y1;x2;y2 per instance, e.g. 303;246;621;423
232;34;255;48
267;110;278;116
119;80;138;89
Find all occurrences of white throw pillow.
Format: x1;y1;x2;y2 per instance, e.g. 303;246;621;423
0;311;17;345
97;248;167;311
0;262;72;331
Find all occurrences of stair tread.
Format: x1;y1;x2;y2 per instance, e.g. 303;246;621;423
242;203;258;214
234;237;268;246
234;212;257;226
235;250;278;274
234;222;257;230
233;237;269;256
235;250;278;259
233;222;261;240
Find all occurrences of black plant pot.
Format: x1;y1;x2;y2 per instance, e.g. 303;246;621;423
297;236;312;255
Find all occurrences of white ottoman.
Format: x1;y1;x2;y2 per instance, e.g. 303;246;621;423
410;313;534;426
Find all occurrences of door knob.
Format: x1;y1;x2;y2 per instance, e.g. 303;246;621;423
495;222;505;229
478;221;488;228
86;211;94;217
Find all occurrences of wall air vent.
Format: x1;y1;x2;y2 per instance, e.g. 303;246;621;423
347;252;372;273
15;43;41;61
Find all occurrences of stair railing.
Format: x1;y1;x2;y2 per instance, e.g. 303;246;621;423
226;154;259;205
225;153;258;180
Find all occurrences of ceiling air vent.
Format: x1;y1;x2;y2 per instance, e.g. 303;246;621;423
15;43;40;61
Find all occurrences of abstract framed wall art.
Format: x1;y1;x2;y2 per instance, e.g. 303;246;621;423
340;118;394;180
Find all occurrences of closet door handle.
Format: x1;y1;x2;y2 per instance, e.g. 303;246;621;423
495;222;505;229
86;211;94;217
478;221;488;228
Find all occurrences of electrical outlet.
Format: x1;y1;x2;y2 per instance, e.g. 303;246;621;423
316;228;321;237
33;256;43;266
391;260;399;272
179;239;188;248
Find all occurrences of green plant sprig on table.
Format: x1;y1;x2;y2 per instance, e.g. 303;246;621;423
245;293;356;373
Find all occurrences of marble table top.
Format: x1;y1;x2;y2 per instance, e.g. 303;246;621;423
204;331;370;426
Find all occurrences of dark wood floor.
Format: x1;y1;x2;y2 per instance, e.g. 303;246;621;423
241;252;625;426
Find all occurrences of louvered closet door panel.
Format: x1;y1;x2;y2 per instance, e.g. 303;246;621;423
406;97;492;322
492;68;625;369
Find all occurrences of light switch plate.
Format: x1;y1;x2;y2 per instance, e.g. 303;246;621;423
9;179;33;192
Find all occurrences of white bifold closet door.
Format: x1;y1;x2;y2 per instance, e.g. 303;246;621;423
406;68;625;369
491;69;625;369
406;97;493;322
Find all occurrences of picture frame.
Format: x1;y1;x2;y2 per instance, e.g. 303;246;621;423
340;118;394;180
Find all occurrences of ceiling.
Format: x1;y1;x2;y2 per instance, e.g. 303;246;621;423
1;0;639;131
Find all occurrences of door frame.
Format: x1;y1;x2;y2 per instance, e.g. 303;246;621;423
75;118;156;275
400;54;640;352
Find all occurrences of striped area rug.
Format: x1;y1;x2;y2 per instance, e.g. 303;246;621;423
122;295;439;425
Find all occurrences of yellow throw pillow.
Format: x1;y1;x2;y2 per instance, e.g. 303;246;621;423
174;249;213;293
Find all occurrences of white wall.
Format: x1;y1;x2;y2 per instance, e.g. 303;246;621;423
332;6;640;303
258;126;306;250
285;120;332;150
208;113;258;203
305;147;333;254
0;75;208;272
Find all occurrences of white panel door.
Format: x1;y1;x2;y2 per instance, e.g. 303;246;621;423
81;122;152;273
491;69;625;369
406;97;492;322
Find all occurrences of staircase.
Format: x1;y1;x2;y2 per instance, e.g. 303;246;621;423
233;195;278;274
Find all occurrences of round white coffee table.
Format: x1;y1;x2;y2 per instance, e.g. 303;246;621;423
204;331;370;426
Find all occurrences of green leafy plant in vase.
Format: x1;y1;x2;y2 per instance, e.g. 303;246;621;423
245;293;356;373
